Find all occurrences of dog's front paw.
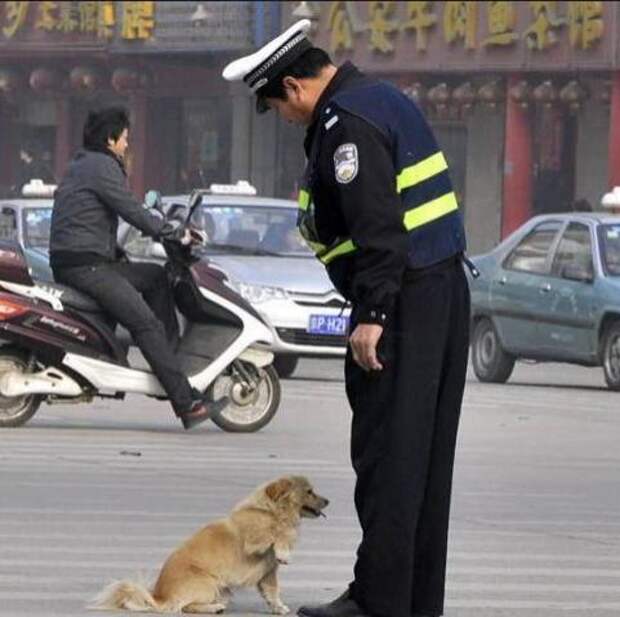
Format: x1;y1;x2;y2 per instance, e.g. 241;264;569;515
274;548;290;564
271;601;290;615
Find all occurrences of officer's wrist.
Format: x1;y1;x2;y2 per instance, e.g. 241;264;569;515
357;305;388;326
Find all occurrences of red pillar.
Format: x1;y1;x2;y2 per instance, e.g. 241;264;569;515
502;75;533;238
608;72;620;189
128;91;147;199
54;97;72;182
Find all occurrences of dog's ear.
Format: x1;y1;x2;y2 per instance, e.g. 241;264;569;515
265;478;293;502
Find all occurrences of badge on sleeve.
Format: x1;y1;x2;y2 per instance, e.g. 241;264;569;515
334;143;358;184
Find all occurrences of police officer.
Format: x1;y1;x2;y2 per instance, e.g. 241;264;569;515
223;21;471;617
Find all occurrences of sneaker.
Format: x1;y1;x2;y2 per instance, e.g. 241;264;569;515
180;396;228;430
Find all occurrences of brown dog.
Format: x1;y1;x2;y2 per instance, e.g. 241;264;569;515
90;476;328;614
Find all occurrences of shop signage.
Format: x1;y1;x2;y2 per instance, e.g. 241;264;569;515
308;1;620;71
0;1;253;51
113;1;254;53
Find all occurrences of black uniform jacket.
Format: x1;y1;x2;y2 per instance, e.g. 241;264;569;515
304;63;409;325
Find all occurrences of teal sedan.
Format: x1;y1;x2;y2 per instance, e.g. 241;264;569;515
470;213;620;389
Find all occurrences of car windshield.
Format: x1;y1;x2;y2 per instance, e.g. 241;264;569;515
600;224;620;276
22;207;52;249
190;204;312;257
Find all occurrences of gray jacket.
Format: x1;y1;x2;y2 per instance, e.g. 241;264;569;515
50;149;164;269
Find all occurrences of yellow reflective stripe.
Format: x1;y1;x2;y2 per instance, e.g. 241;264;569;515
396;152;448;194
404;192;458;230
298;189;310;211
307;240;327;253
319;239;356;264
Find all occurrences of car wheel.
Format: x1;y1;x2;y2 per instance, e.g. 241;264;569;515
602;321;620;391
472;318;515;384
273;355;299;379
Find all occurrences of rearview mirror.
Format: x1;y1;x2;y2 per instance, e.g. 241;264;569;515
144;189;162;211
561;263;593;283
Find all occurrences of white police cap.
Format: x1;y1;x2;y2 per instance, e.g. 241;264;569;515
222;19;312;94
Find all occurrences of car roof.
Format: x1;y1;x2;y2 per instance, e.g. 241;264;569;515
529;212;620;225
0;199;53;208
164;194;297;208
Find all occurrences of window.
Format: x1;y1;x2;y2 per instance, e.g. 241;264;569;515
0;207;17;242
599;224;620;276
504;221;562;274
551;222;593;278
192;205;312;257
22;207;52;249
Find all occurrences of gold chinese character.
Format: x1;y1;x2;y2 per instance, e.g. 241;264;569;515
121;1;155;40
483;1;518;46
328;1;355;53
98;1;115;38
2;1;29;39
35;1;58;32
568;1;603;49
368;1;398;54
400;1;438;52
524;1;565;51
443;1;477;49
56;2;78;33
78;1;99;33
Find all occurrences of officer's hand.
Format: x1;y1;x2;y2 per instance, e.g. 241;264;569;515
349;324;384;372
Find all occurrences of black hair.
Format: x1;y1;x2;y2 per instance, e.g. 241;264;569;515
573;198;592;212
256;47;332;111
82;107;130;152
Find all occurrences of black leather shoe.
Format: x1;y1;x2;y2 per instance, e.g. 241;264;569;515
180;396;228;430
298;590;369;617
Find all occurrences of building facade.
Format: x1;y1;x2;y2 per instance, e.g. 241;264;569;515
280;0;620;254
0;1;288;201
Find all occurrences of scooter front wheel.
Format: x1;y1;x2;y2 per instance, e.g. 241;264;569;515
0;348;42;428
209;363;280;433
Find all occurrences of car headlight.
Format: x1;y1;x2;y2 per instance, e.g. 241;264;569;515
238;283;289;304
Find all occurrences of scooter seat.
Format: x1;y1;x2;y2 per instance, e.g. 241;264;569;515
36;281;102;313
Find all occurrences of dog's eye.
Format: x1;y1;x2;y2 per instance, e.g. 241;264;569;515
306;489;313;495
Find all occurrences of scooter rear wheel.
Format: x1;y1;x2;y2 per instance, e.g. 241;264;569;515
0;348;42;428
209;364;280;433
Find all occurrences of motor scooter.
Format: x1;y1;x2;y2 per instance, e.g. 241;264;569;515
0;189;280;432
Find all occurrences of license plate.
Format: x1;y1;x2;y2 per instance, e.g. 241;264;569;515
307;314;349;336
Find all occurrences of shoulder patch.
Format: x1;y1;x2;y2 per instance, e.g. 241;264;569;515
325;115;339;130
333;143;358;184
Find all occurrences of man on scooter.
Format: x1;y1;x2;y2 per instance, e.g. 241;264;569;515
50;107;222;429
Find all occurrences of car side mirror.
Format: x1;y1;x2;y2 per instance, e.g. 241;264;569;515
150;242;167;259
144;189;163;212
561;263;593;283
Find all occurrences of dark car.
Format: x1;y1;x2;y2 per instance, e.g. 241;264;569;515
470;213;620;389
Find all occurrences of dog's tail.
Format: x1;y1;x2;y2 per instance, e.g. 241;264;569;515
89;579;162;612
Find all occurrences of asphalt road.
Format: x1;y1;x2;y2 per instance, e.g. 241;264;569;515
0;358;618;617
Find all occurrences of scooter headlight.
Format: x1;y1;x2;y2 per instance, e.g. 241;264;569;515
238;283;289;304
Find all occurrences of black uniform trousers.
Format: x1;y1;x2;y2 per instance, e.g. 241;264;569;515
53;261;194;415
345;258;470;617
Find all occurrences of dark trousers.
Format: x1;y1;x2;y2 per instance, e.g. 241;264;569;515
345;260;470;617
53;262;194;415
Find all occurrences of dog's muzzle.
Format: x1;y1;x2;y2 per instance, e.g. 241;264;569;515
301;497;329;518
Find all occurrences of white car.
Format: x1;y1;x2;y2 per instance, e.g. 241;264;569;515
119;184;350;377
